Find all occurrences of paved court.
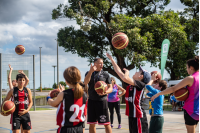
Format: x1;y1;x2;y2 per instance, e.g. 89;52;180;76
0;108;199;133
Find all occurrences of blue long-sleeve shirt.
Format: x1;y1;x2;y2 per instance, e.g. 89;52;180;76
146;85;164;116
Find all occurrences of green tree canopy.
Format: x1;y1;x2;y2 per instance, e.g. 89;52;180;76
52;0;197;83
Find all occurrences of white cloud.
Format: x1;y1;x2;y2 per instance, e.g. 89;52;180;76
0;0;185;88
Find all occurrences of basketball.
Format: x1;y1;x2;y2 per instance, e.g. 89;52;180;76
50;89;60;98
15;45;25;55
112;32;129;49
174;87;189;101
94;81;108;94
151;71;162;83
1;101;15;115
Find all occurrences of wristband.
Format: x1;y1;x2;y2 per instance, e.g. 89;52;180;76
46;96;51;102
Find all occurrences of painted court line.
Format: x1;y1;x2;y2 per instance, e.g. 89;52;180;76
0;127;12;133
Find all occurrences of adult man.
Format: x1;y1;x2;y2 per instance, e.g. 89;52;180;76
84;58;113;133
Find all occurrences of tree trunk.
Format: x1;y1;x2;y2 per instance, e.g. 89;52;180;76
121;81;128;103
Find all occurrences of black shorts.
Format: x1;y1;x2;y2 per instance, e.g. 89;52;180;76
87;99;110;125
12;113;31;130
60;124;83;133
184;109;199;125
128;110;148;133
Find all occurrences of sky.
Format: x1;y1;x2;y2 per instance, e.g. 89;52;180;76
0;0;187;89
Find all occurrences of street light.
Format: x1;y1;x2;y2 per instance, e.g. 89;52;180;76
55;39;59;88
52;65;56;87
39;47;42;92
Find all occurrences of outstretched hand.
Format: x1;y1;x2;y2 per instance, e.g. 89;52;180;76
90;63;97;72
59;84;65;92
8;64;13;70
151;93;159;102
18;70;24;74
106;53;113;60
151;73;157;81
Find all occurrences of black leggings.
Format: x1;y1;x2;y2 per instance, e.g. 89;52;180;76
108;101;121;124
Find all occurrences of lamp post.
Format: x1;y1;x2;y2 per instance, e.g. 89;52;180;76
56;39;59;88
39;47;42;92
52;65;56;87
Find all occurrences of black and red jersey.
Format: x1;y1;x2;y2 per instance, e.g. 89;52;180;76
13;87;29;116
125;80;145;118
57;89;87;127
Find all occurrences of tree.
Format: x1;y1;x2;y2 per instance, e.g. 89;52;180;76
164;0;199;80
59;81;67;87
52;83;57;89
51;1;194;101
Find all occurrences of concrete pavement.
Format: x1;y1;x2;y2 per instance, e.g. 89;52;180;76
0;108;199;133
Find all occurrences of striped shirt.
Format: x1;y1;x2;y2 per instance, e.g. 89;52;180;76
125;80;145;118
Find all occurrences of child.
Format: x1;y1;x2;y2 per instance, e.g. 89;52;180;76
146;74;167;133
8;64;30;133
106;53;150;133
47;66;87;133
151;56;199;133
1;73;33;133
169;93;177;111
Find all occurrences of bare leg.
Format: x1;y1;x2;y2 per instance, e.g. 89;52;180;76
13;130;20;133
21;124;23;133
83;128;85;133
104;124;112;133
185;124;196;133
89;124;96;133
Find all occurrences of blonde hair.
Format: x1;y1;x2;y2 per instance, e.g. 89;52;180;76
63;66;83;99
111;77;116;84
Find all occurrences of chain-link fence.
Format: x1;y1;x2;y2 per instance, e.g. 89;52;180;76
0;53;35;107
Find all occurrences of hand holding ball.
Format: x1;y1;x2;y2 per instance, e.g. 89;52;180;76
50;89;60;98
1;101;15;116
95;81;108;94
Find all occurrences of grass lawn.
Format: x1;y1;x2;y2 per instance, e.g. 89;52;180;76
29;108;52;111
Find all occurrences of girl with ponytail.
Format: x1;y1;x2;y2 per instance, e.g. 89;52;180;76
47;66;87;133
151;56;199;133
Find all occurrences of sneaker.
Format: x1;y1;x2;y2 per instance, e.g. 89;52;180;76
118;125;121;129
111;124;113;128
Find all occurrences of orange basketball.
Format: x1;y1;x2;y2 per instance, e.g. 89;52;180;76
94;81;108;94
151;71;162;83
50;89;60;98
1;101;15;115
174;87;189;101
15;45;25;55
112;32;129;49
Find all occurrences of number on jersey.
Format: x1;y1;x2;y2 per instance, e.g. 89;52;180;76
69;104;85;122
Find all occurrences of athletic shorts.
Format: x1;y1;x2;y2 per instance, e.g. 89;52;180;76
12;113;32;130
60;123;83;133
184;109;199;125
87;99;110;125
128;111;148;133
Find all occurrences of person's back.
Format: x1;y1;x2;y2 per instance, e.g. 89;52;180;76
61;89;87;127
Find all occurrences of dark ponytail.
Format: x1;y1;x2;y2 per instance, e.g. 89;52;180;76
187;56;199;71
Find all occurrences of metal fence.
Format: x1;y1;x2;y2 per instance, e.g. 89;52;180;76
0;53;35;110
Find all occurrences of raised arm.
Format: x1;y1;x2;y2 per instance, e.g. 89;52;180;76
8;64;13;89
151;76;193;101
18;70;29;87
84;64;96;85
106;53;135;86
